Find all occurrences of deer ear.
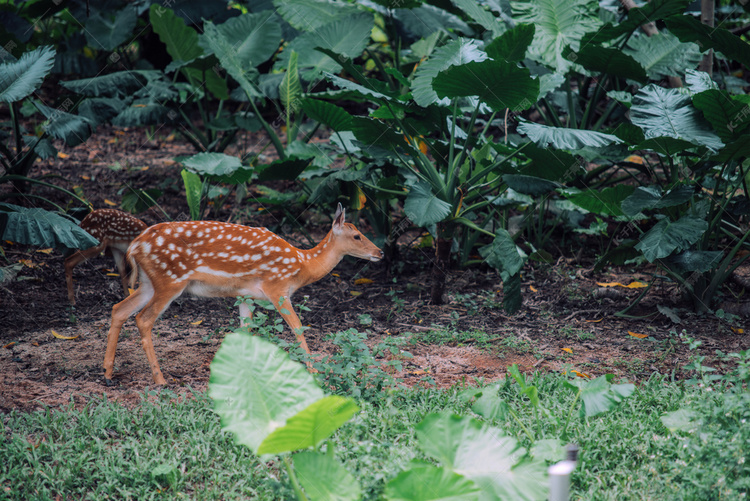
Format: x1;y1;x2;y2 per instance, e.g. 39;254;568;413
333;203;345;230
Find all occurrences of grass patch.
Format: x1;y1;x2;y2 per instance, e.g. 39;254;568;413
2;368;748;500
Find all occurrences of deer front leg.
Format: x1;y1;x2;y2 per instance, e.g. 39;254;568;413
269;293;311;355
64;244;106;305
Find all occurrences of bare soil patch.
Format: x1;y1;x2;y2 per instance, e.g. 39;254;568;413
2;126;749;412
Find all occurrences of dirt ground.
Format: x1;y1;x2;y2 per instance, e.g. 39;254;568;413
2;125;749;413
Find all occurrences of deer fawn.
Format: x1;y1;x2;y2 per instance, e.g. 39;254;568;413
65;209;147;305
104;203;383;385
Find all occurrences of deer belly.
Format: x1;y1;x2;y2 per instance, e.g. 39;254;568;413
184;279;268;301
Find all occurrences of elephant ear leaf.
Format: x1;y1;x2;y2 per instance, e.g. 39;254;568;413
0;46;56;103
0;204;99;250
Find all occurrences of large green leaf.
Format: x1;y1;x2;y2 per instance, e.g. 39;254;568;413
415;414;547;500
511;0;601;72
518;121;623;150
385;466;480;501
404;182;453;227
479;229;527;280
412;38;487;107
273;0;360;31
294;451;362;501
621;185;694;217
180;152;244;177
432;60;539;113
214;11;282;68
630;84;724;152
667;250;723;273
666;15;750;68
209;333;324;454
394;5;473;40
349;116;403;150
451;0;505;38
635;215;708;262
256;157;312;182
692;89;750;142
277;14;374;80
564;185;635;217
112;101;172;127
300;99;353;132
181;169;203;221
149;5;203;68
280;51;302;124
517;143;580;182
59;71;152;98
564;45;648;83
77;97;126;126
0;204;99;250
0;46;55;103
296;454;362;500
36;103;93;147
485;24;535;63
582;0;691;45
502;174;559;196
258;396;358;454
199;21;262;99
625;31;702;81
564;374;635;418
84;5;136;51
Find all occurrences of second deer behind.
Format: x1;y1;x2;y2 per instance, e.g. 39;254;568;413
105;203;383;385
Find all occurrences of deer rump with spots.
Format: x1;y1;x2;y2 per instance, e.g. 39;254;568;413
104;203;383;385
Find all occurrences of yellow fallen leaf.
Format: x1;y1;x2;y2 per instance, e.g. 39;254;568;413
331;273;340;278
52;330;80;340
562;347;573;354
36;248;53;254
354;278;374;285
108;138;118;144
625;155;644;165
115;130;126;136
571;370;591;379
585;318;603;323
106;273;120;277
5;240;13;245
4;342;16;349
190;319;203;326
350;291;362;296
128;288;135;295
731;327;744;334
104;199;117;206
410;369;427;376
19;259;35;267
628;331;648;339
81;175;91;180
596;281;648;289
57;152;70;159
32;342;39;347
529;285;538;292
140;166;149;171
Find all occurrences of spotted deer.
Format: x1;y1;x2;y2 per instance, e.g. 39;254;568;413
65;209;148;305
104;203;383;385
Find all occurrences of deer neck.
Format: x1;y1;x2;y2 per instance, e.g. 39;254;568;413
298;230;342;285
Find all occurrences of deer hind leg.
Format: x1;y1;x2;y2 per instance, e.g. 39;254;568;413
64;243;106;305
133;282;186;385
104;276;154;382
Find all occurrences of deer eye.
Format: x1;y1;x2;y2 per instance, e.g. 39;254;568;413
354;235;361;240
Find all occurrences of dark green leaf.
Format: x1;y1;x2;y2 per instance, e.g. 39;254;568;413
385;466;480;501
636;215;708;262
149;5;203;69
404;182;452;227
564;185;635;217
0;46;55;103
582;0;691;45
692;89;750;142
121;188;161;215
412;38;486;107
181;169;203;221
564;46;648;83
667;250;723;273
433;60;539;113
666;15;750;68
256;157;312;182
59;71;152;98
214;11;282;68
301;99;353;132
518;121;623;150
486;24;535;63
621;185;694;216
0;204;99;250
84;5;136;51
36;103;93;147
293;451;362;501
502;174;559;196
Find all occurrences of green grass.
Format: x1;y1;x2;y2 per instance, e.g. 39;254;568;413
2;370;748;500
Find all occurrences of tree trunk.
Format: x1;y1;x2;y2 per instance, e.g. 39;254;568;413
430;223;452;305
698;0;715;75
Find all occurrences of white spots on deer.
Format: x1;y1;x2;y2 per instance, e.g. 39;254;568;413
251;254;261;261
156;236;164;247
